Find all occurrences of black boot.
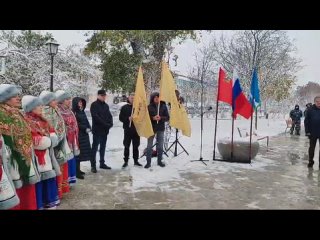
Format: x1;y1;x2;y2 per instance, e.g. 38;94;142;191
144;161;151;169
308;160;314;168
76;161;84;179
77;161;85;175
100;163;111;170
134;159;143;167
90;158;97;173
91;166;97;173
76;173;84;179
158;160;165;167
122;162;128;169
122;158;129;169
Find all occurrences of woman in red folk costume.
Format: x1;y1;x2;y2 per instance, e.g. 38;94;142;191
55;90;80;187
22;95;61;209
0;84;40;210
0;133;20;210
40;90;71;199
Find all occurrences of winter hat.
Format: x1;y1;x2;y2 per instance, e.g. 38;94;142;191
150;92;159;104
22;95;43;113
55;90;71;103
97;89;106;96
39;90;56;106
0;84;22;103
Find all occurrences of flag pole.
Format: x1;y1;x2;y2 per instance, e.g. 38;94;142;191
213;99;219;160
129;105;134;128
213;67;220;161
249;103;254;163
255;107;258;130
157;61;163;124
231;114;235;161
249;67;255;163
156;103;160;124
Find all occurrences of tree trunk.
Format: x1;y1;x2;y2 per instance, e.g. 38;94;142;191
130;39;166;97
142;61;161;96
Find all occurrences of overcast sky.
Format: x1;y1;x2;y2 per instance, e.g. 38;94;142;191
44;30;320;87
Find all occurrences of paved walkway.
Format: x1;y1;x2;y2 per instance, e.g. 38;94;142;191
58;133;320;209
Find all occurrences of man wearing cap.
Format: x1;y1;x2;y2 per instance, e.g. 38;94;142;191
90;89;113;173
0;84;40;209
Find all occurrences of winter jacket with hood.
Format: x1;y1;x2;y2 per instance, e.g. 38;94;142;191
148;92;169;132
290;105;303;122
72;97;92;162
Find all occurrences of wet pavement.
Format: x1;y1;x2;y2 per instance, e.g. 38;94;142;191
58;133;320;209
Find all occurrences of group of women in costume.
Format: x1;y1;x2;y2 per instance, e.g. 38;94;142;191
0;84;90;210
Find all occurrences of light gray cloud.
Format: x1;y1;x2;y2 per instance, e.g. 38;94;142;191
45;30;320;87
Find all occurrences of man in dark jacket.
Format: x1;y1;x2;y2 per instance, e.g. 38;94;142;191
119;94;142;168
289;104;303;135
90;90;113;173
304;96;320;168
145;92;170;169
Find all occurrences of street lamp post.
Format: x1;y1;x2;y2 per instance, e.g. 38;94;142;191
45;38;59;92
0;54;6;77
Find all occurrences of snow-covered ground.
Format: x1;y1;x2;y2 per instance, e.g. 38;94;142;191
81;115;289;191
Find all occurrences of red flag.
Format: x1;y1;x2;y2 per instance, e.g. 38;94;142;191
217;67;232;105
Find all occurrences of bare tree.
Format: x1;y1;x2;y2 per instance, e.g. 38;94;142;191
210;30;302;105
187;44;217;109
295;82;320;105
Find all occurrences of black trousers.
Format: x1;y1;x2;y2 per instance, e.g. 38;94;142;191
123;129;140;162
309;136;320;163
290;120;301;134
91;134;108;167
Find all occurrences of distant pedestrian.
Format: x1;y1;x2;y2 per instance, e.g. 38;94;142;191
289;104;303;135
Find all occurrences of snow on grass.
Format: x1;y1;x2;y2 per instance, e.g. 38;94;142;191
81;117;286;190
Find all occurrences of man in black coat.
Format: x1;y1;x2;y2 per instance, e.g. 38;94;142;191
304;96;320;168
90;90;113;173
145;92;170;169
119;94;142;169
289;104;303;135
72;97;92;179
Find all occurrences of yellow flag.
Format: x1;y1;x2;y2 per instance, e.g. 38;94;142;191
132;66;154;138
159;61;191;137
